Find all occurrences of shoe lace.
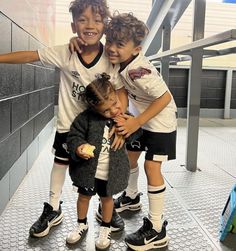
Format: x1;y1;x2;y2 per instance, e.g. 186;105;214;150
135;218;152;238
39;204;52;221
76;223;86;234
117;191;127;203
99;227;110;240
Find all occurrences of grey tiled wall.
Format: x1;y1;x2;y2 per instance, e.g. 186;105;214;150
168;68;189;108
167;68;235;109
0;13;56;185
231;71;236;108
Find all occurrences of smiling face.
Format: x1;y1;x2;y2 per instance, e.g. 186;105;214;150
71;6;104;46
96;91;122;119
105;39;141;68
104;13;148;68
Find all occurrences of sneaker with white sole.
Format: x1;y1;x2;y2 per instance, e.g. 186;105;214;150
114;191;142;213
29;201;63;237
96;204;124;232
125;217;170;251
95;226;111;250
66;222;88;244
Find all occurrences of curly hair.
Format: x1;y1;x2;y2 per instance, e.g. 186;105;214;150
85;73;115;107
106;13;149;46
69;0;111;21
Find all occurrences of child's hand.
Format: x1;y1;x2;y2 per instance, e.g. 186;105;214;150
111;133;125;150
69;36;88;54
114;114;141;138
76;143;95;160
109;125;125;150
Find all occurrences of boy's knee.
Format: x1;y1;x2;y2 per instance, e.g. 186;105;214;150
100;196;113;204
79;194;91;203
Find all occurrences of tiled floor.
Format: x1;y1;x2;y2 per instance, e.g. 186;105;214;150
0;118;236;251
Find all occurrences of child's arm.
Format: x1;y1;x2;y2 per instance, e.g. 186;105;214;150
115;91;171;137
135;91;171;127
0;51;40;64
67;112;93;160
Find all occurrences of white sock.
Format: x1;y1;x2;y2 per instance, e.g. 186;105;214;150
49;162;68;210
125;166;139;199
148;184;166;232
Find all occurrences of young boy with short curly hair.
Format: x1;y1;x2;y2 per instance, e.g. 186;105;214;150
104;13;177;250
0;0;126;237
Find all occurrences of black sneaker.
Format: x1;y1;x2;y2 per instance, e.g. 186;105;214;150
29;201;64;237
96;204;125;232
114;191;142;213
125;217;170;251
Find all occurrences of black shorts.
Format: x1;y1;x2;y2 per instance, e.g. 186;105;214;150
75;179;108;197
52;131;69;165
126;129;176;161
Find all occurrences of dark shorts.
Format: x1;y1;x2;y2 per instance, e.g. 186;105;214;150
52;131;69;165
75;179;108;197
126;129;176;161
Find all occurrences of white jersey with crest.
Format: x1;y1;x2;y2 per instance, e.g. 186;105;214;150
120;52;177;133
38;43;122;133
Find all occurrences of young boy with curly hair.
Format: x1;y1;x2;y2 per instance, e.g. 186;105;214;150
0;0;126;237
104;13;177;250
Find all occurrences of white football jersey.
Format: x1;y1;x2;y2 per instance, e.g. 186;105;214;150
38;44;122;133
120;52;177;133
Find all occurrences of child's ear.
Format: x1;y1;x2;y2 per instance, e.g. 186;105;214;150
132;46;142;56
71;22;76;34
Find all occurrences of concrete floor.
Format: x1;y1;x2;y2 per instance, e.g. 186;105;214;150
0;118;236;251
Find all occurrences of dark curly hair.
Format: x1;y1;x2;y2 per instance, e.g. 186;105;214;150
105;13;149;46
85;73;115;107
69;0;111;21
